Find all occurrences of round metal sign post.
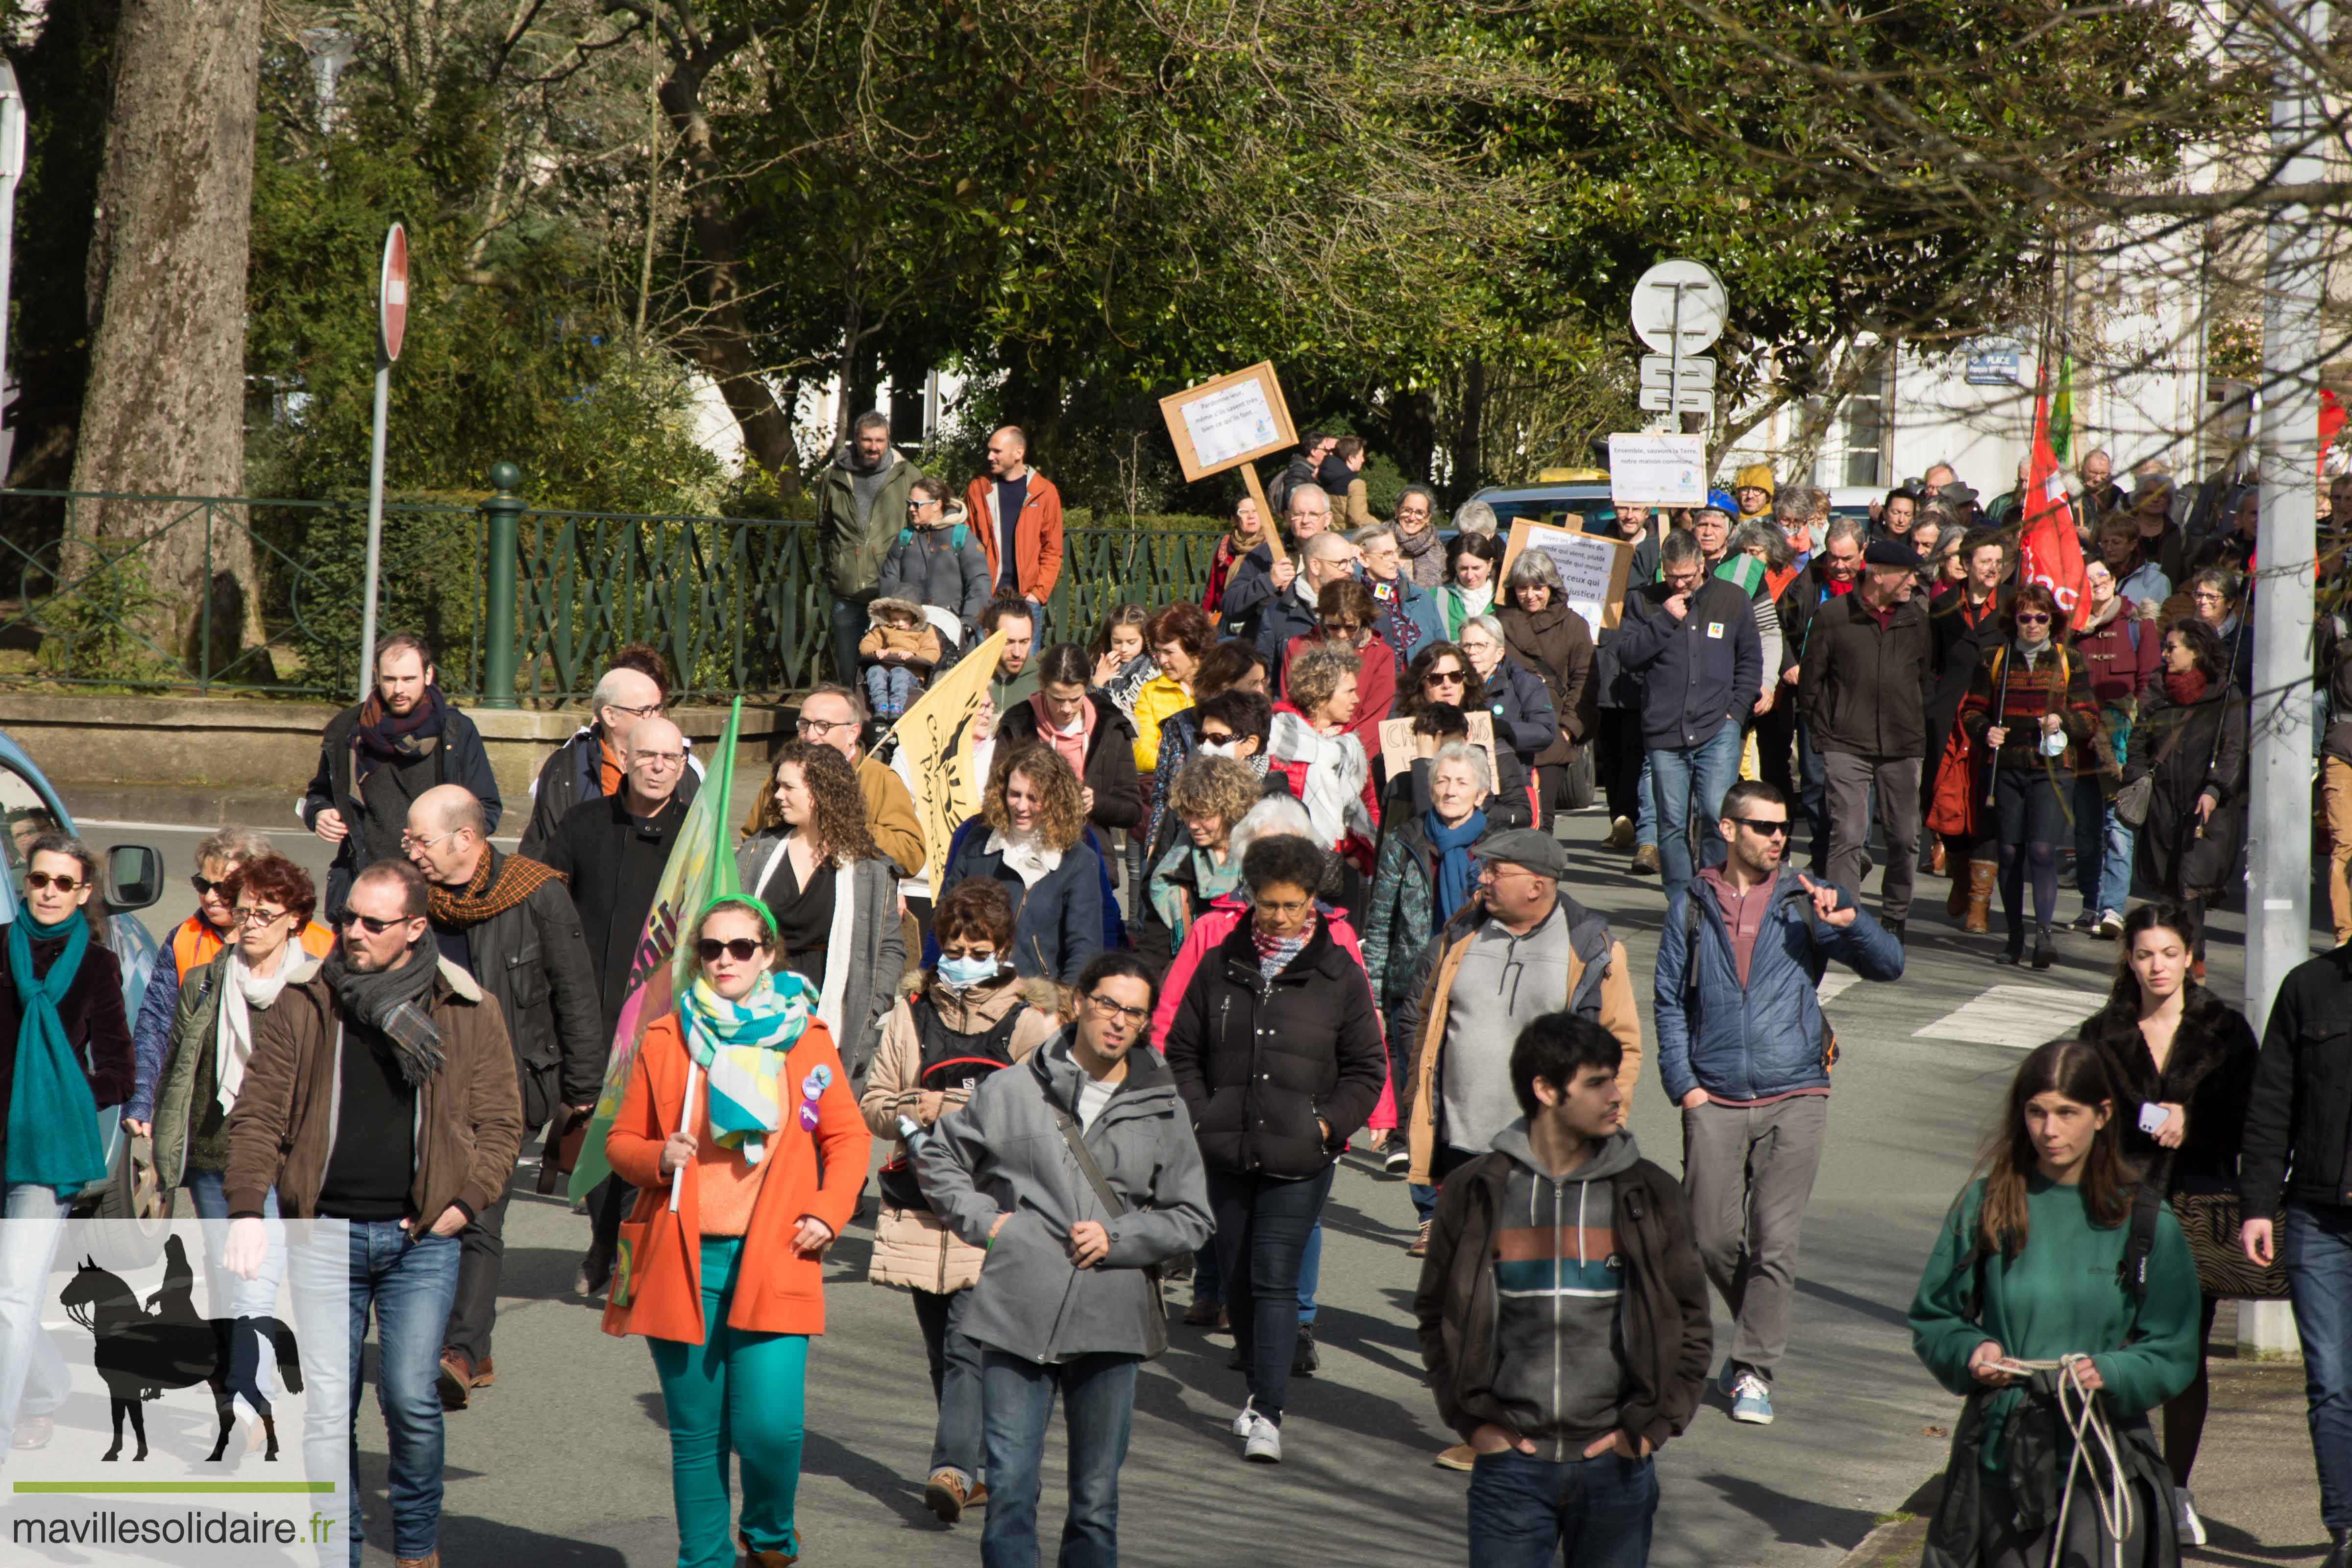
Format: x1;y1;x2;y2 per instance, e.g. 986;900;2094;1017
1631;259;1727;428
359;223;408;699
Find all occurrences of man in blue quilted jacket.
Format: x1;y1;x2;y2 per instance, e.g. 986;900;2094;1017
1651;779;1902;1429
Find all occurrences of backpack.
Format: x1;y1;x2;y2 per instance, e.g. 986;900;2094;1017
874;994;1027;1209
897;523;970;551
1952;1183;2163;1324
1680;884;1839;1073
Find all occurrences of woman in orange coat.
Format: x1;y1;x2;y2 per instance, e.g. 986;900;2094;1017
604;894;872;1568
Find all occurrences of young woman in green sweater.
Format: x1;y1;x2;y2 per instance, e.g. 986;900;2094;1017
1909;1038;2201;1567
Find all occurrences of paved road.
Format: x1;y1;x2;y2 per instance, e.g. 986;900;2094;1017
57;801;2303;1567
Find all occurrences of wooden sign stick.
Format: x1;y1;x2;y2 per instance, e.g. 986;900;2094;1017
1240;464;1286;567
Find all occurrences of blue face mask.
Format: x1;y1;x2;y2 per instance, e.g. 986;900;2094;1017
937;953;999;990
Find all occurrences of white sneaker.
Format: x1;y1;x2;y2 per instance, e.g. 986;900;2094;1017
1243;1412;1283;1463
1230;1397;1257;1438
2177;1488;2208;1547
2096;908;2124;938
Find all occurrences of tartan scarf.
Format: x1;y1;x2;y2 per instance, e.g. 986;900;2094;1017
427;850;566;930
1252;911;1317;981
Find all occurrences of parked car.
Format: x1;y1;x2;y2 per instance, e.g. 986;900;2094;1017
0;729;166;1260
1461;470;1620;539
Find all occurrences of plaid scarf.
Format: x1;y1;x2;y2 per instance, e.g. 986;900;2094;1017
352;685;447;775
1252;911;1317;981
427;850;567;930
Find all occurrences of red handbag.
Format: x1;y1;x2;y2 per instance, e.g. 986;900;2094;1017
1926;723;1978;838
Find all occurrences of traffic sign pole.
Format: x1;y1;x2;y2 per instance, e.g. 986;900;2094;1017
359;224;408;700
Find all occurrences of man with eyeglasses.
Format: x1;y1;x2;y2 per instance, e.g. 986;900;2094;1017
537;716;701;1293
519;645;699;858
1253;530;1360;668
782;685;926;880
1221;482;1339;645
301;631;501;922
915;951;1209;1564
1799;538;1934;945
223;857;524;1568
1653;780;1901;1429
401;785;600;1411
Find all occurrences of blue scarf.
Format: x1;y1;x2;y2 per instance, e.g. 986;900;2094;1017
1424;807;1487;926
5;912;106;1197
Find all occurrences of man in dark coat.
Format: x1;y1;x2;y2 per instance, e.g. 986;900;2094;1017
1799;539;1935;941
403;786;601;1407
518;650;700;857
301;633;500;920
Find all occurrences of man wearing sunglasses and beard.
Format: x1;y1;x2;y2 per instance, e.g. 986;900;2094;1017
1652;780;1903;1431
222;857;523;1568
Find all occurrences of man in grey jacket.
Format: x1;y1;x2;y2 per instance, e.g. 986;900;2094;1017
917;951;1211;1568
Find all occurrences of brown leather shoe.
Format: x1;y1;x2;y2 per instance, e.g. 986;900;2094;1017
925;1468;969;1523
1962;860;1995;935
740;1532;798;1566
436;1351;472;1412
1629;844;1661;876
1929;839;1947;878
393;1553;440;1568
966;1481;988;1508
1434;1442;1475;1471
1408;1220;1430;1257
1181;1299;1224;1328
469;1356;494;1389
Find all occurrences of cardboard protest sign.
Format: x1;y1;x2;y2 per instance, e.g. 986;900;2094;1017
1378;710;1503;799
1497;520;1637;637
1607;433;1708;507
1158;362;1298;564
885;631;1004;897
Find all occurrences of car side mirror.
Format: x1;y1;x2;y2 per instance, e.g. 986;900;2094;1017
105;844;163;912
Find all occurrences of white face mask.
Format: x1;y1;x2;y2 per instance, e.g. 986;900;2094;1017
1198;739;1236;759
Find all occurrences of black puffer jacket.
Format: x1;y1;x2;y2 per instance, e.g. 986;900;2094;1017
1161;916;1387;1179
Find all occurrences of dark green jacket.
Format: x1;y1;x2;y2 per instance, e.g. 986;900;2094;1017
816;448;924;597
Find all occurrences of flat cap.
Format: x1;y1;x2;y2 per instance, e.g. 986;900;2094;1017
1472;827;1570;879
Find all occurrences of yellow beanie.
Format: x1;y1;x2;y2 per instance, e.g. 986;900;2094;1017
1734;464;1776;497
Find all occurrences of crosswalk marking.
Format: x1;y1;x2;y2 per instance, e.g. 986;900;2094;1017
1815;972;1860;1005
1912;984;2110;1050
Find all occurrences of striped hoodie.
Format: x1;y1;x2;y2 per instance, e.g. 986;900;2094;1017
1488;1122;1642;1458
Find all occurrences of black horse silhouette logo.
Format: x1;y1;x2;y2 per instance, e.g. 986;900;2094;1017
57;1237;304;1463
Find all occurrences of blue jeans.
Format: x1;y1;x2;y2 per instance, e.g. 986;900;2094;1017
912;1286;983;1486
1648;724;1743;904
185;1170;285;1406
1467;1447;1660;1568
0;1183;70;1432
1207;1163;1334;1424
650;1236;808;1568
1634;754;1656;848
2286;1201;2352;1531
288;1219;461;1565
980;1348;1138;1568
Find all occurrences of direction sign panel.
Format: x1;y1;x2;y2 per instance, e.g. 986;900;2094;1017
1640;354;1715;391
1630;259;1728;356
1638;385;1714;415
379;223;409;363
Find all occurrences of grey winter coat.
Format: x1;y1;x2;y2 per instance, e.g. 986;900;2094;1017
915;1036;1212;1364
736;834;906;1077
877;506;991;631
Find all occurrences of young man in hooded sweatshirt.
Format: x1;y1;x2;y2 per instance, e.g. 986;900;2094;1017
1415;1011;1712;1567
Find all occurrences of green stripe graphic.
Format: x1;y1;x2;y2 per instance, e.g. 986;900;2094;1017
12;1481;335;1494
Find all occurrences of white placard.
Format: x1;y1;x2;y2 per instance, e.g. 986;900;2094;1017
1179;380;1283;473
1608;433;1708;507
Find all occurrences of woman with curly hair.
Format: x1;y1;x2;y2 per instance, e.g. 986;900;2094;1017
1280;579;1396;760
938;744;1105;985
1146;755;1262;952
738;741;905;1074
1269;640;1378;870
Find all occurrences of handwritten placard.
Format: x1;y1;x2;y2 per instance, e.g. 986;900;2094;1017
1158;362;1298;482
1498;520;1637;636
1378;710;1503;798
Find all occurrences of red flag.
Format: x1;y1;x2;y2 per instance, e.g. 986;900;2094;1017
2322;387;2345;470
2018;377;2089;629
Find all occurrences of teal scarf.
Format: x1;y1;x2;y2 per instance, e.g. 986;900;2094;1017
6;912;106;1197
680;968;815;1166
1424;807;1487;925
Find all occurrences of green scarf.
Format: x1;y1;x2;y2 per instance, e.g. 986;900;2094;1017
6;911;106;1197
678;897;817;1165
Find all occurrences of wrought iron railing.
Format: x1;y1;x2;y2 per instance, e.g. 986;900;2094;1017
0;484;1216;703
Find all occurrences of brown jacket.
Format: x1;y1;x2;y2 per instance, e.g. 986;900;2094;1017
858;971;1057;1295
223;956;526;1223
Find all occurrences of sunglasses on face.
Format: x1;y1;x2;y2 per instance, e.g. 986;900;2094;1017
191;873;226;897
23;872;81;894
1729;817;1791;837
2015;612;2052;625
339;911;402;934
697;937;769;963
1426;670;1466;685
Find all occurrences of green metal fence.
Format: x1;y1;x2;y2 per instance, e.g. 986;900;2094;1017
0;476;1217;703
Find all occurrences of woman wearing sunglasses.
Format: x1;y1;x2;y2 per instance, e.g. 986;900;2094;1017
1958;583;2102;969
0;834;134;1447
150;852;322;1388
603;893;870;1568
123;828;332;1143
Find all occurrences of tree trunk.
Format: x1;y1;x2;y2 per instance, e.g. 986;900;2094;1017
1385;387;1438;484
656;43;803;496
1447;356;1488;503
64;0;267;679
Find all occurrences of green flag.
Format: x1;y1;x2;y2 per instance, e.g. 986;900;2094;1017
566;697;744;1202
2049;354;2074;466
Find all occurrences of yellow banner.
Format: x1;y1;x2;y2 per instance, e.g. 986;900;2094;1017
887;631;1004;897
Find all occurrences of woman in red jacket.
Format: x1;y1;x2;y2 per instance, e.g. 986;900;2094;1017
604;895;871;1568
